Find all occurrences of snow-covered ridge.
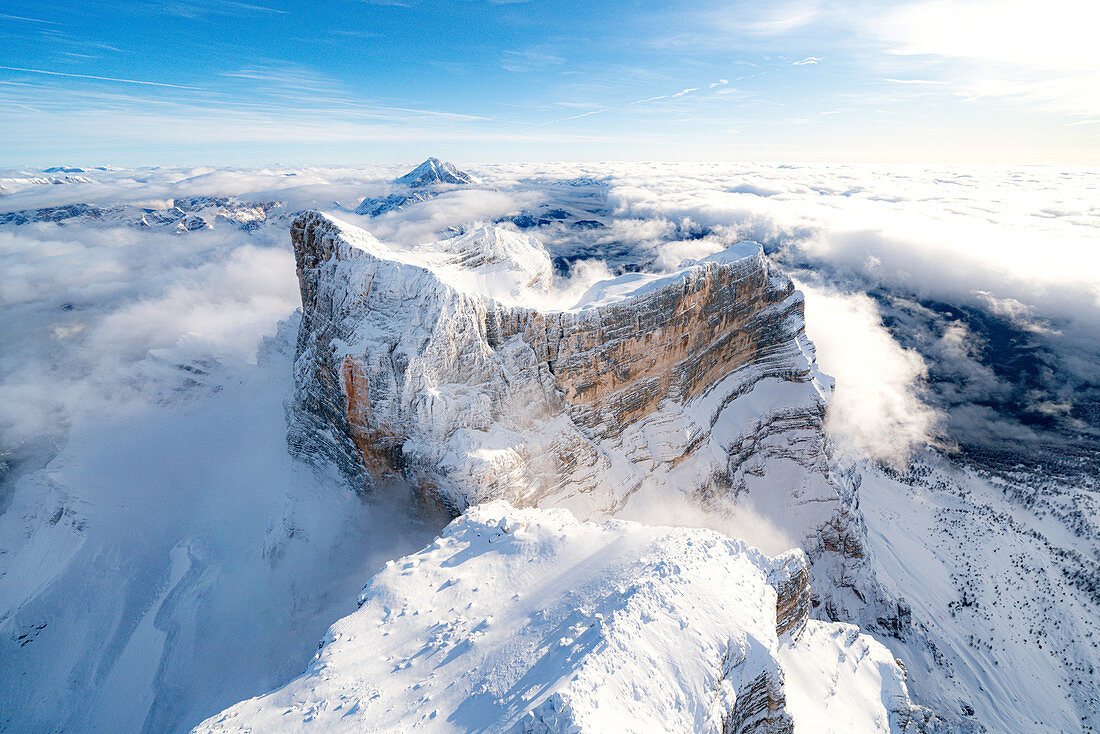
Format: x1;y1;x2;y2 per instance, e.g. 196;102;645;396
571;242;763;310
316;214;553;305
0;195;285;232
195;502;920;734
307;211;760;310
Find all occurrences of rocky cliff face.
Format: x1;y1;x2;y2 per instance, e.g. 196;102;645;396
289;211;891;624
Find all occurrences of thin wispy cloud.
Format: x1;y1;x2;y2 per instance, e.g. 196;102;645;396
629;79;727;106
793;57;821;65
159;0;290;17
540;77;735;129
501;49;565;72
215;65;494;121
0;66;201;90
884;78;950;85
744;8;821;35
565;108;608;120
0;13;58;24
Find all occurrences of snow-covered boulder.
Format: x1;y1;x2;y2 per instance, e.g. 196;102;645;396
194;503;918;733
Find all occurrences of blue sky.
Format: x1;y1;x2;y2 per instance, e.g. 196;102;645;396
1;0;1097;165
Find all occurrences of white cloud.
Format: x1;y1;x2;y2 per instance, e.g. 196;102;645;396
0;65;201;89
792;57;821;65
5;160;1098;469
798;283;940;461
881;0;1099;70
883;78;949;85
875;0;1100;115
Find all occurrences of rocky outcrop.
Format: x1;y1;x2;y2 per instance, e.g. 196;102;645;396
769;552;812;639
195;503;918;734
723;669;794;734
288;211;892;625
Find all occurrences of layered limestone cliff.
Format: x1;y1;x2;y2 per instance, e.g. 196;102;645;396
288;211;892;623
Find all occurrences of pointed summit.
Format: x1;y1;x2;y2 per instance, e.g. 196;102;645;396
393;157;474;187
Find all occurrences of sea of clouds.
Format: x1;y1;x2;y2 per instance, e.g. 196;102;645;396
607;164;1100;455
4;161;1099;469
4;160;1098;469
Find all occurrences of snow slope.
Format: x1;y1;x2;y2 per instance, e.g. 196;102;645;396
859;453;1100;732
197;502;917;734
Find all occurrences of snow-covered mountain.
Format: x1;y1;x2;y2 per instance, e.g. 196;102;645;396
353;158;475;217
288;211;900;634
0;195;286;232
394;157;475;187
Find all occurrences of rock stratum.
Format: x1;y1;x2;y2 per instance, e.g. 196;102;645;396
195;503;922;734
288;211;895;626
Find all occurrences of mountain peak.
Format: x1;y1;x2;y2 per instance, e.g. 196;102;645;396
393;157;473;187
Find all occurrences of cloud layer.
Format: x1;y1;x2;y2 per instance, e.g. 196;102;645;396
3;160;1096;470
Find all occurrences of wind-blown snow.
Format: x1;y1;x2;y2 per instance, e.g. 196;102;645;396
571;241;762;310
